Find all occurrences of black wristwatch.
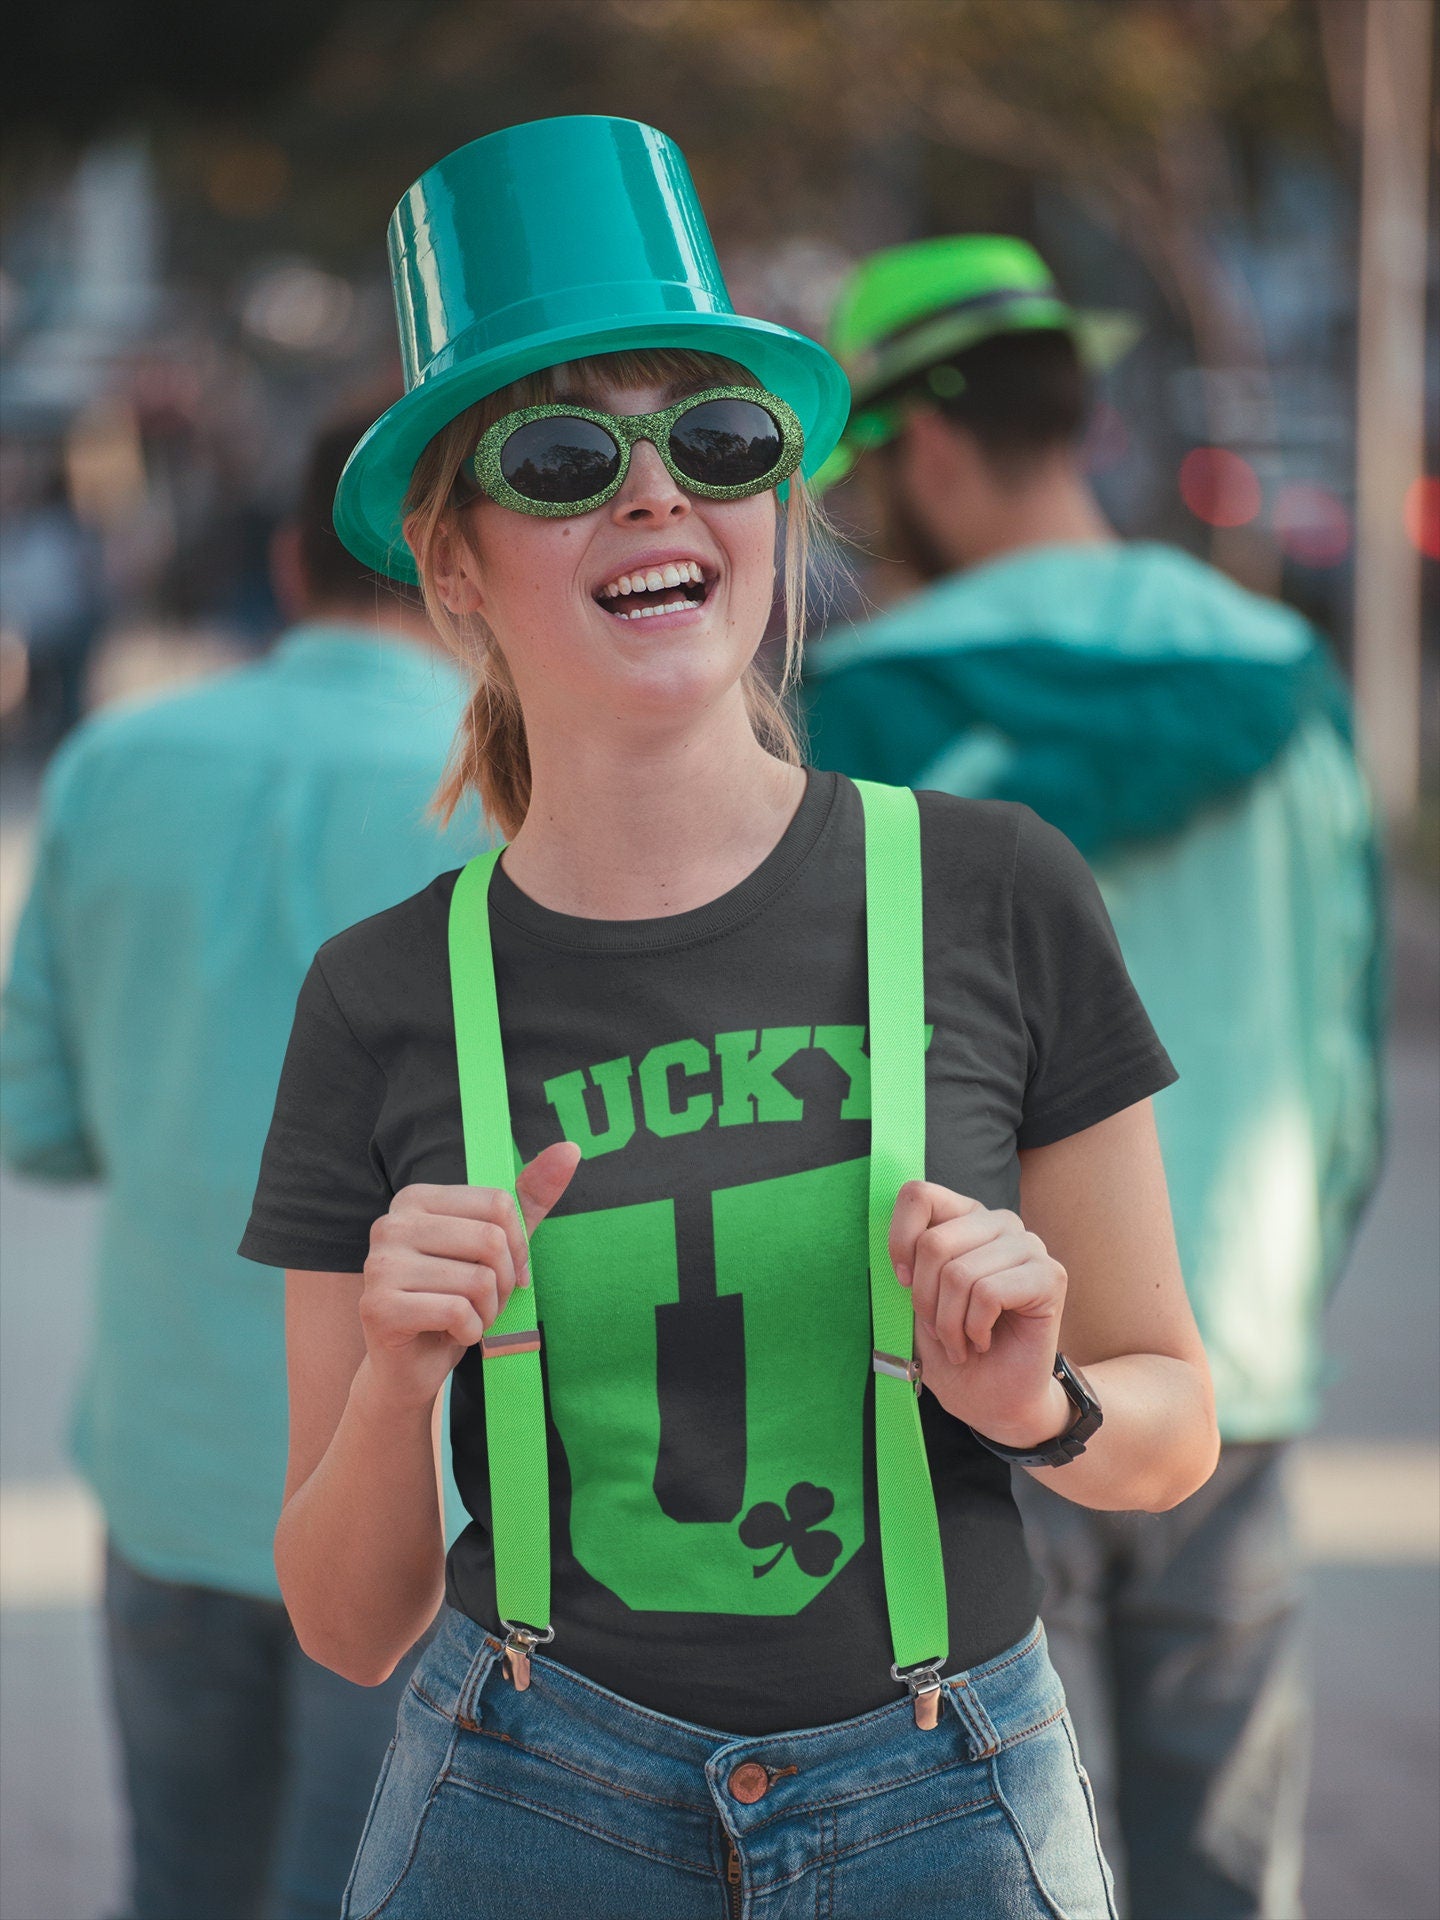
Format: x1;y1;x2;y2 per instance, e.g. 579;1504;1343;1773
968;1353;1103;1467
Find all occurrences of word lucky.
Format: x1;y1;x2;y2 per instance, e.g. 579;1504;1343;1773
543;1022;936;1159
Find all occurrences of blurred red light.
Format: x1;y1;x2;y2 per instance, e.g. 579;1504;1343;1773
1178;447;1262;528
1272;483;1351;568
1404;476;1440;561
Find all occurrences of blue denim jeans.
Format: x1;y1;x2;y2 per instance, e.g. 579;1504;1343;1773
1014;1442;1309;1919
102;1539;426;1920
342;1604;1117;1919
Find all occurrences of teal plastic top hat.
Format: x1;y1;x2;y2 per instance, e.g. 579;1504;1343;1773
334;115;851;582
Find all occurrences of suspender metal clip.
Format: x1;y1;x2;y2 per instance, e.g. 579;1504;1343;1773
891;1655;946;1730
873;1348;923;1398
499;1618;554;1690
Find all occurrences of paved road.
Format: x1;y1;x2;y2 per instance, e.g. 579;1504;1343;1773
1;782;1435;1920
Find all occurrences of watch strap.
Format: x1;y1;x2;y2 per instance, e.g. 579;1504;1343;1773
968;1352;1102;1468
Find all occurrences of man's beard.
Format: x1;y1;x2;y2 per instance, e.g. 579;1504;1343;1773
870;455;954;586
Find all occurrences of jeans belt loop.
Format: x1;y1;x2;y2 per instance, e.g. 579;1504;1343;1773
944;1673;1002;1760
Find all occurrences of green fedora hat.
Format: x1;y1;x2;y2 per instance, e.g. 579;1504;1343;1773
334;114;851;582
814;234;1140;492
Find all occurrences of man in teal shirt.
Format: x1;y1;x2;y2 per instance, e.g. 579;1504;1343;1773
0;412;485;1920
803;237;1385;1919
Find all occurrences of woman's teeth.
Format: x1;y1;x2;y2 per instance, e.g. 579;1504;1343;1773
599;561;705;597
596;559;709;620
612;599;691;620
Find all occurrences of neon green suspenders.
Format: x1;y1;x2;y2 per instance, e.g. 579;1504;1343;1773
445;778;950;1725
447;854;552;1670
855;780;950;1723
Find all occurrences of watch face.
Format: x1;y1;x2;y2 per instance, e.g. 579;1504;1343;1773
1054;1353;1103;1449
1064;1358;1099;1410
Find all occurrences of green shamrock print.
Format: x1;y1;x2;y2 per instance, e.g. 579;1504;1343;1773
738;1481;844;1579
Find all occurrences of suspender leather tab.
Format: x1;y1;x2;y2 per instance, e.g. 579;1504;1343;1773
481;1328;543;1358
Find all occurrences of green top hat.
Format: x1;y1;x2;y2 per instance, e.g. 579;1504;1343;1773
334;115;851;582
815;234;1140;491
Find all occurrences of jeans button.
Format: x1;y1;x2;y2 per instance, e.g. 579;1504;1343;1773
727;1762;770;1804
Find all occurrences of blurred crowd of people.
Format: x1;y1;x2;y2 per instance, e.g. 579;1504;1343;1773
1;288;401;759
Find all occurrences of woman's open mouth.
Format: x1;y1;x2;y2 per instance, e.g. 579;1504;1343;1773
593;560;714;621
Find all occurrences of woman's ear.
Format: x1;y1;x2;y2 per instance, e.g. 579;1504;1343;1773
414;512;486;617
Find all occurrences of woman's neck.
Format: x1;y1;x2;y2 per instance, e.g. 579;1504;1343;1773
499;725;809;921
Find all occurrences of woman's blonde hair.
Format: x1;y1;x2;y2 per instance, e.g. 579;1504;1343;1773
400;347;838;841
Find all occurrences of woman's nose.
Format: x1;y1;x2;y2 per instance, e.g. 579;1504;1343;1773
611;437;690;524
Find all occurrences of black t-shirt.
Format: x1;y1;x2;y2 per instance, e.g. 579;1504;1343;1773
240;768;1176;1734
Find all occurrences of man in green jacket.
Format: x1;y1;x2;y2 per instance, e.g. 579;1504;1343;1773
803;235;1385;1919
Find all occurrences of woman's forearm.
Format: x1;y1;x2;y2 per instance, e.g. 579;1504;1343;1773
1007;1351;1219;1512
275;1356;447;1684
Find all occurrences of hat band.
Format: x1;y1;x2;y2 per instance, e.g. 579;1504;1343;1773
402;280;738;390
848;293;1075;409
870;282;1061;354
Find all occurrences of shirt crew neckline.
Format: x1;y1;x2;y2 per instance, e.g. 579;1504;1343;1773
485;765;840;955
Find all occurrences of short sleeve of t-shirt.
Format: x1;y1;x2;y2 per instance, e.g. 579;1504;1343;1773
1009;805;1178;1148
237;953;392;1272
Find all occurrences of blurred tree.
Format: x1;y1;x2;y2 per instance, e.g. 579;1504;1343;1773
6;0;1341;284
5;0;1349;586
4;0;354;138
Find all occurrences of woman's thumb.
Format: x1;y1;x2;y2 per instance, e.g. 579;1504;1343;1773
514;1138;583;1240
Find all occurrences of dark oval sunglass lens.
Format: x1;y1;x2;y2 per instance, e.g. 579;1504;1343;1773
669;399;783;487
500;417;621;503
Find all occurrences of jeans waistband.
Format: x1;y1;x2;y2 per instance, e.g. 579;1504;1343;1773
412;1605;1058;1804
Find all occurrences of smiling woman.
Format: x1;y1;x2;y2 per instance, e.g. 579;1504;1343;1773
243;113;1213;1920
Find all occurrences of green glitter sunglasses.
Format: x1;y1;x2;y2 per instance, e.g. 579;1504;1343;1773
469;385;806;516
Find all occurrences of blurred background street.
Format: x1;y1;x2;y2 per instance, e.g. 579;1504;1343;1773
2;2;1436;1917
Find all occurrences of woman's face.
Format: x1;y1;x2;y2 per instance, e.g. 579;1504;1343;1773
439;374;779;731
